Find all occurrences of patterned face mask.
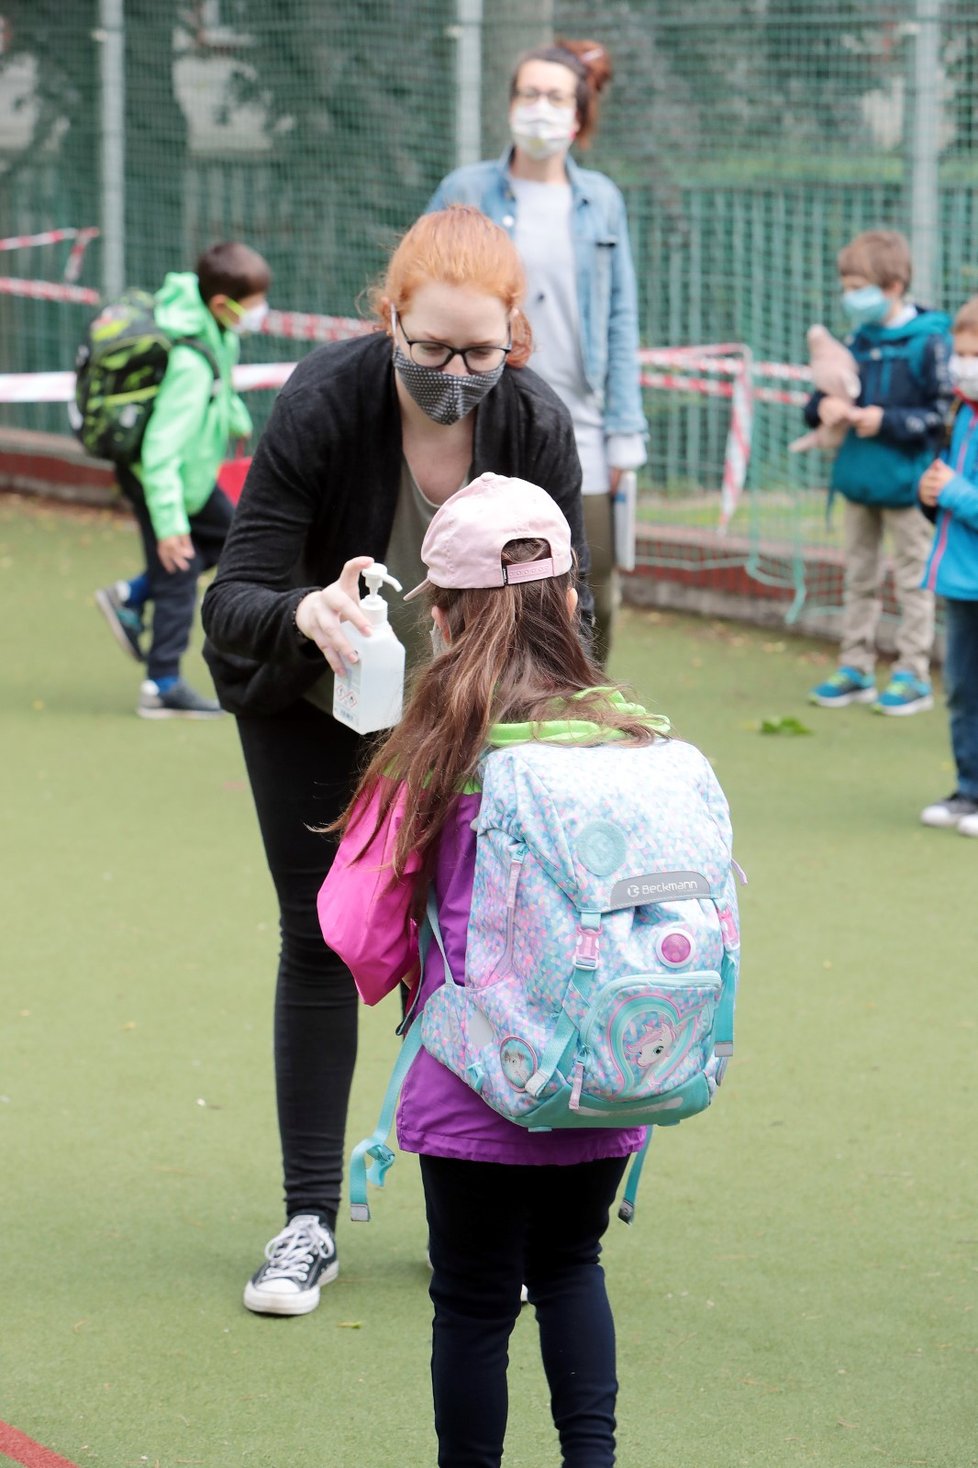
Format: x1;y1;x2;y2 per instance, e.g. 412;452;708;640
393;346;505;425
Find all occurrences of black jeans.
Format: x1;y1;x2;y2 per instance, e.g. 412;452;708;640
236;701;365;1228
420;1153;628;1468
117;467;233;682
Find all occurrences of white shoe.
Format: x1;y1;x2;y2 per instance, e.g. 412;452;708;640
920;794;978;828
243;1215;338;1316
957;812;978;839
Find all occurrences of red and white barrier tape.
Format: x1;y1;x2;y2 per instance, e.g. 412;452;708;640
0;277;100;305
0;363;298;404
0;227;100;282
0;279;820;527
262;307;373;344
0;227;98;252
720;350;753;530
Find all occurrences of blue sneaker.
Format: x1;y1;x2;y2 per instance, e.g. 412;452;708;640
808;666;877;708
95;582;145;662
875;671;934;717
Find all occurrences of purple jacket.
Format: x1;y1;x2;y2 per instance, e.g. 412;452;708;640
318;780;645;1166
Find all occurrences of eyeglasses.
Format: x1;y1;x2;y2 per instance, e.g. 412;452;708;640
393;307;511;374
513;86;576;107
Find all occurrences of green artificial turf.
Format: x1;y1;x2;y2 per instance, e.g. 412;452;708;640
1;498;975;1468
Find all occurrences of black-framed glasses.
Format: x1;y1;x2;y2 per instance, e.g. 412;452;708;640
392;306;511;374
513;86;576;107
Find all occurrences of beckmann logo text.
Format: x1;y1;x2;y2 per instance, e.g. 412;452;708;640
608;870;711;908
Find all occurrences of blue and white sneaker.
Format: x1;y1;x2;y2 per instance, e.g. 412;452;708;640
95;582;145;662
808;665;877;708
243;1215;338;1316
875;671;933;717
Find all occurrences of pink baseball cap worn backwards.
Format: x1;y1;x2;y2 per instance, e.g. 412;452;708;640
403;472;574;602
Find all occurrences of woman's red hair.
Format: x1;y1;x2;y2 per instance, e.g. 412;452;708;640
369;206;532;368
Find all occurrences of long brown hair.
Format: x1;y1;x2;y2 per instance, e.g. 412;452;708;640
336;540;655;913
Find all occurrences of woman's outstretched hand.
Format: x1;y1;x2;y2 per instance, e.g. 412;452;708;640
295;556;376;674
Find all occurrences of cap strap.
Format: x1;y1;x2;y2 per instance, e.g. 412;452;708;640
504;557;557;585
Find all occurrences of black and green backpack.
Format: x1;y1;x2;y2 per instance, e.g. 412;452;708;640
72;288;219;464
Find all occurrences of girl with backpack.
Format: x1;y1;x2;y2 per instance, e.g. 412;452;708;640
317;473;675;1468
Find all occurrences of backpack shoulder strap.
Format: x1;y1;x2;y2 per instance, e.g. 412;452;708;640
349;891;455;1223
169;336;221;379
349;1023;423;1222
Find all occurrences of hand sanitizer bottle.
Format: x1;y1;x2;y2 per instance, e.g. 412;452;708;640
332;563;405;735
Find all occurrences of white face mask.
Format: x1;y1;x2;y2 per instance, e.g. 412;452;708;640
231;300;269;336
949;353;978;401
510;101;577;162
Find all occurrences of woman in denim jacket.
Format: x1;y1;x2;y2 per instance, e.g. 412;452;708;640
428;38;647;664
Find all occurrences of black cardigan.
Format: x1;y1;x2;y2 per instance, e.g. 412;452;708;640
202;331;589;715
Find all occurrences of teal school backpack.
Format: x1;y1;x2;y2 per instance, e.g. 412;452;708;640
72;288;219;464
350;733;743;1225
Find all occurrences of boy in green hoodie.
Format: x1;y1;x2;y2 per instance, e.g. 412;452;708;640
96;241;271;718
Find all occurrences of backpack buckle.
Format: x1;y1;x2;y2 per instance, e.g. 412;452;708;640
574;926;601;969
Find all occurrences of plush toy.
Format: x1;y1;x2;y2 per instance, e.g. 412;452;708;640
789;324;860;454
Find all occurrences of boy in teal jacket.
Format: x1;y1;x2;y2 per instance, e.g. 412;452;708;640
804;230;952;716
96;241;270;718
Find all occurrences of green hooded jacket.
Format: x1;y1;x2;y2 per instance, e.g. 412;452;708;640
134;271;253;540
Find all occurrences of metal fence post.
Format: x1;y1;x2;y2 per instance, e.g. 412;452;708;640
98;0;126;299
910;0;942;304
453;0;484;169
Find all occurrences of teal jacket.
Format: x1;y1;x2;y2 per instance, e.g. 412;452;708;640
922;399;978;600
135;272;252;540
804;307;953;508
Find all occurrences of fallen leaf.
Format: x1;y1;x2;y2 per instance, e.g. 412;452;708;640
759;716;812;736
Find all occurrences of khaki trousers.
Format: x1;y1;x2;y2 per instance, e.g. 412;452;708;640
840;500;935;681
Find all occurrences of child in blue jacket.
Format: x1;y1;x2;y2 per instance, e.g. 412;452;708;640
804;230;952;715
918;295;978;836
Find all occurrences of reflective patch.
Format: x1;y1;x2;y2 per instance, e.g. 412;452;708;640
576;820;627;876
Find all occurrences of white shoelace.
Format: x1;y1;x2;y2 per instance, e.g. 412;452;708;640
260;1219;332;1283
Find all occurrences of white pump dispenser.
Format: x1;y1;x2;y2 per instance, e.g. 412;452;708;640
332;563;406;735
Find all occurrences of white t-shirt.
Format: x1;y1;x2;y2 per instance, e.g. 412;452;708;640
510;176;609;493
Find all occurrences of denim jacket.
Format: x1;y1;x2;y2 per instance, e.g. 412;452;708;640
428;150;647;441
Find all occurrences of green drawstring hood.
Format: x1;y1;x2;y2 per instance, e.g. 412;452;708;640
487;688;671;748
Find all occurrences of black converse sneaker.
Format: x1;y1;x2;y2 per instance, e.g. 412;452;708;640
243;1215;338;1316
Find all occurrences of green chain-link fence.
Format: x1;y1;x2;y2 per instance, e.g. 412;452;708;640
1;1;976;622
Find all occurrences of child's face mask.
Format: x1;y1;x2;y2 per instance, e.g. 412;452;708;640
841;284;890;329
429;621;451;658
227;298;269;335
949;353;978;400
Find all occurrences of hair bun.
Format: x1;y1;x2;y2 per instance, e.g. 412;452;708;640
556;36;613;91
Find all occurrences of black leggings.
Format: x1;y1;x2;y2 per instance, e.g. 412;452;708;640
236;700;366;1228
420;1153;628;1468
